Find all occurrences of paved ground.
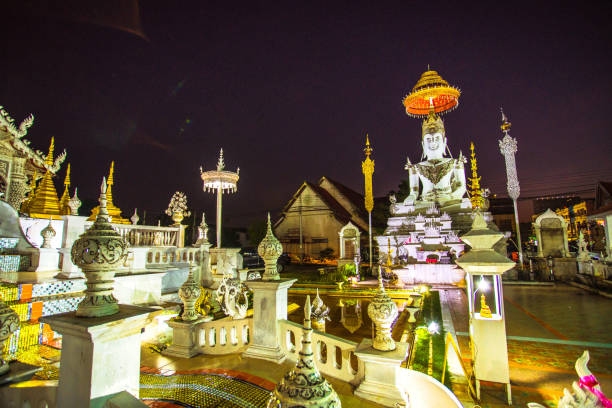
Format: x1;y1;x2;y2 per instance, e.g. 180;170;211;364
441;283;612;407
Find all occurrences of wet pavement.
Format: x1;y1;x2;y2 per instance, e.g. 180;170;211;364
441;283;612;407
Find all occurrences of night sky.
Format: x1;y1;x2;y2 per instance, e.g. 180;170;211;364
2;1;611;226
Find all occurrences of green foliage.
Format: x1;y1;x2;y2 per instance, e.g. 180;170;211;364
338;264;356;277
410;291;452;388
318;247;335;260
247;219;267;246
325;269;347;283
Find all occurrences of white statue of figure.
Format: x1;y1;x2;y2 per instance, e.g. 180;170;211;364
577;230;590;262
402;109;470;212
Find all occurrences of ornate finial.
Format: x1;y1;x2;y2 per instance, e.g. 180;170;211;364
217;148;225;171
98;176;109;218
258;212;283;280
107;161;115;187
131;208;139;225
368;265;398;351
364;134;372;157
468;141;484;209
63;163;71;187
195;212;209;245
179;265;202;321
45;137;55;166
40;218;56;249
500;107;511;133
267;296;341;408
68;187;81;215
304;294;311;323
70;176;128;317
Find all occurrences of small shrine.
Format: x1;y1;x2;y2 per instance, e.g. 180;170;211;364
88;161;130;224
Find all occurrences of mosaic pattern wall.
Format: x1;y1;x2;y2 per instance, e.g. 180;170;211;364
0;279;86;359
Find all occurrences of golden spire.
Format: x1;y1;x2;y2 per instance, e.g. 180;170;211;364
468;142;484;209
45;137;55;166
361;134;374;213
88;161;130;224
28;138;62;218
59;163;72;215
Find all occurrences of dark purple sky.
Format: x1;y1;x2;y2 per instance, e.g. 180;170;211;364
2;1;611;225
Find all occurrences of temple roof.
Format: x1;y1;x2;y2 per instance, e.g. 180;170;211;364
0;106;66;174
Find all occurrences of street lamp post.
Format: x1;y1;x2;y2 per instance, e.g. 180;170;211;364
499;109;524;269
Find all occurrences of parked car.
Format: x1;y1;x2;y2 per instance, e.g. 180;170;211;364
239;248;291;272
240;247;263;268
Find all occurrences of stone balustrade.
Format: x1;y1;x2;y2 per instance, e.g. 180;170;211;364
146;247;204;266
83;222;181;248
197;317;253;355
279;319;364;385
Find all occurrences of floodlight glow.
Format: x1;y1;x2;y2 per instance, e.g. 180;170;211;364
427;321;439;335
478;278;489;292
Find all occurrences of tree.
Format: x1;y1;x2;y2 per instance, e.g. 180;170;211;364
247;219;267;246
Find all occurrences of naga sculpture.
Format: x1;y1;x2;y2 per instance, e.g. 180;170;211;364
528;351;611;408
215;274;250;320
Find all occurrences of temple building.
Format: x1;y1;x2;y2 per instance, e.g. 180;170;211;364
0;107;68;218
274;176;368;259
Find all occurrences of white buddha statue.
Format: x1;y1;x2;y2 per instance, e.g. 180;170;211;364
402;109;470;212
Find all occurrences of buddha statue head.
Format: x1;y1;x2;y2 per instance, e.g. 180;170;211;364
421;110;446;160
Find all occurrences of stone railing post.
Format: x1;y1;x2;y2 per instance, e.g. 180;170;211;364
242;279;296;362
57;215;88;279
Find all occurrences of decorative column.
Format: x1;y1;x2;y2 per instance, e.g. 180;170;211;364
41;177;154;407
244;213;296;362
362;135;374;272
499;109;524;268
354;267;408;407
456;213;514;405
200;149;239;248
267;295;340;407
6;158;27;210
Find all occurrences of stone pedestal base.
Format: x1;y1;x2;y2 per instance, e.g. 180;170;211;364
354;339;409;407
57;247;85;279
163;316;211;358
41;304;155;408
242;278;296;363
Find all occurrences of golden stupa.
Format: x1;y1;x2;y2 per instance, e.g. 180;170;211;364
88;161;130;224
59;163;72;215
28;138;63;219
402;69;461;118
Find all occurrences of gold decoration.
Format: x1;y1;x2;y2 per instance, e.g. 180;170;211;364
194;288;212;316
479;294;492;318
27;138;62;219
361;134;374;213
59;163;71;215
468;142;484;209
403;69;461;118
88;161;130;224
20;170;38;213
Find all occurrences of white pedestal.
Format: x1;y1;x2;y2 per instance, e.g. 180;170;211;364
57;247;85;279
163;315;211;358
354;339;409;407
41;304;155;408
242;278;296;363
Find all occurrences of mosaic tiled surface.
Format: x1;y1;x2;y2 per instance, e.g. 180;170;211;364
140;370;274;408
0;255;20;272
32;279;86;298
0;237;19;249
41;296;84;317
17;344;61;381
